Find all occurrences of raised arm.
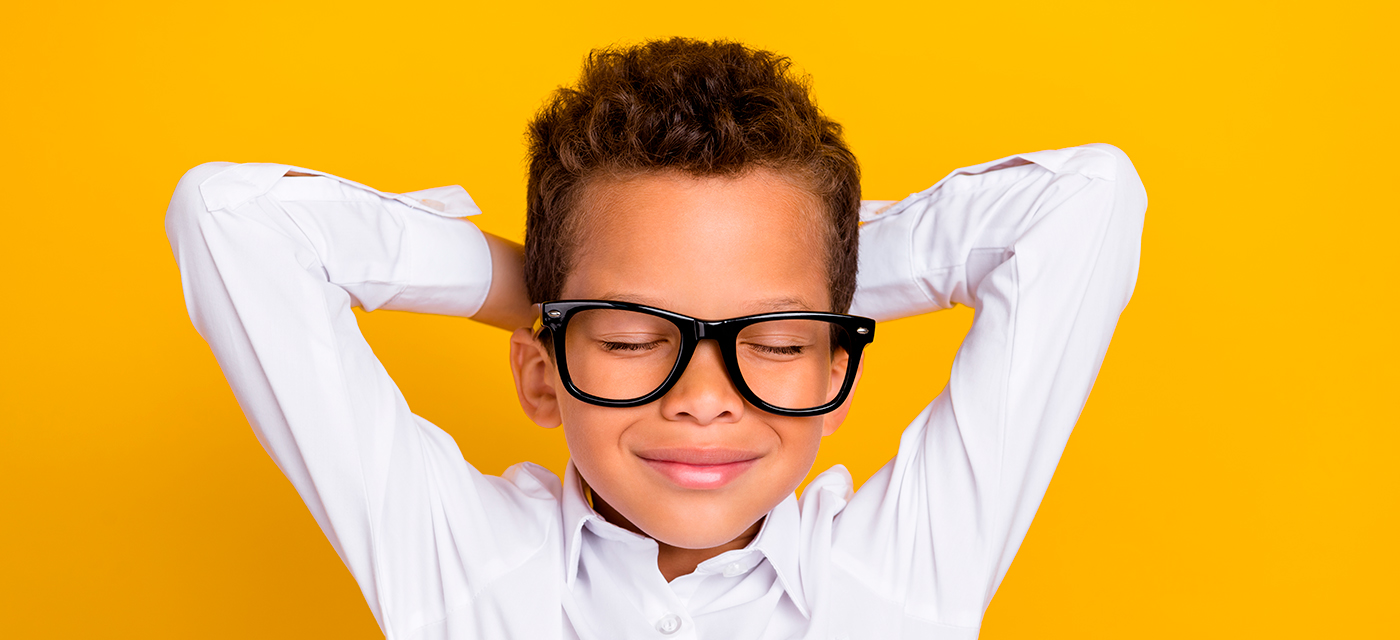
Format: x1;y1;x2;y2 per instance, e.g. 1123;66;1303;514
823;144;1147;632
165;163;560;636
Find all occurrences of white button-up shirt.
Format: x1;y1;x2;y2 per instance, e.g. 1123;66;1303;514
165;143;1146;639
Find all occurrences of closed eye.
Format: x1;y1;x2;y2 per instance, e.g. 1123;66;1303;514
601;340;667;352
746;343;806;356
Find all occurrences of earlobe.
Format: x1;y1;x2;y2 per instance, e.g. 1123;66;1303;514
821;355;864;437
509;328;563;429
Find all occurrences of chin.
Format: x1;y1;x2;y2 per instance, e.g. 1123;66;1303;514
633;500;766;550
647;519;758;550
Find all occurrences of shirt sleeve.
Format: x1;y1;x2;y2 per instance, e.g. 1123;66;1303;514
828;144;1147;628
164;163;564;637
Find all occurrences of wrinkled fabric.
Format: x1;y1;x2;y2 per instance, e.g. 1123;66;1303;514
165;144;1146;639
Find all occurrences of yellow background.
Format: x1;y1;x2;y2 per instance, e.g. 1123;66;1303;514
2;1;1395;637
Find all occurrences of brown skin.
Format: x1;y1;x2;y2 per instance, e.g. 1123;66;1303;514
473;233;537;331
507;168;862;582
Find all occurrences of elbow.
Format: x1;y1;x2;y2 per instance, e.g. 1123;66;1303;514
165;162;234;253
1084;144;1147;302
1085;143;1148;214
1084;143;1138;184
164;162;238;335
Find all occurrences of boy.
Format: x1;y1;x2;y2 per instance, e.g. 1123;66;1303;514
166;39;1146;639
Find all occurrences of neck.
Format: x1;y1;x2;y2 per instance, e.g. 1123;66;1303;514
590;490;763;582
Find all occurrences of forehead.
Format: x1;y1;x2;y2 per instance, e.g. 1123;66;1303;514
563;168;829;318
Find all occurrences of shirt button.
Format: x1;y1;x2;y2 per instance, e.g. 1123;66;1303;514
722;562;745;577
655;613;682;635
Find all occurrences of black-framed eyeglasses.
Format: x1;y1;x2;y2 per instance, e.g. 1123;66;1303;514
537;300;875;417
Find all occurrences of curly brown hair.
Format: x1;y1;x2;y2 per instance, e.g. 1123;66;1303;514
524;38;861;312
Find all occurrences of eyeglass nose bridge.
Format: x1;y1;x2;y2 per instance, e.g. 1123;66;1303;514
690;317;725;341
689;320;752;367
671;320;729;377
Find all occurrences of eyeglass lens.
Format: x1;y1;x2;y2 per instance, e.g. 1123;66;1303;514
562;308;851;411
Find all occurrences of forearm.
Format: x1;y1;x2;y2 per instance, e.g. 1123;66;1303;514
285;168;532;329
852;144;1145;321
473;234;536;331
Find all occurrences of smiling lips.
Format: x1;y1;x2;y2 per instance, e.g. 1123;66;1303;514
637;448;760;490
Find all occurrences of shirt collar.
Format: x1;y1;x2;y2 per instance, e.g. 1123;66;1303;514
746;492;809;617
559;461;810;617
560;461;604;587
195;162;481;218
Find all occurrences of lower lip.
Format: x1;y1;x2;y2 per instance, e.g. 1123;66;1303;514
641;458;757;490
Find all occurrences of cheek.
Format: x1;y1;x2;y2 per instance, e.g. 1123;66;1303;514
763;417;826;485
558;398;640;464
553;365;606;446
773;416;826;447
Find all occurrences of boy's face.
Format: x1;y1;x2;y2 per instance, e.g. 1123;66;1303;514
510;168;860;549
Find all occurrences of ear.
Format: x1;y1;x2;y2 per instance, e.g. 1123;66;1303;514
509;328;563;429
821;354;864;437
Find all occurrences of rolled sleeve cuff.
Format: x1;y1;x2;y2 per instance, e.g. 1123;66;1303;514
389;211;494;317
851;200;943;322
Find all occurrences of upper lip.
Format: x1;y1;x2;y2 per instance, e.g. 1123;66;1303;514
635;448;761;465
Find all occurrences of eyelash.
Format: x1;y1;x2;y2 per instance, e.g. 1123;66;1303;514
601;340;665;352
748;344;805;356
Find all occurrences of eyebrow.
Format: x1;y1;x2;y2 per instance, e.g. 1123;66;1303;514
595;293;820;314
750;296;817;312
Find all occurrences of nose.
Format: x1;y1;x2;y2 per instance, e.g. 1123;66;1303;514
658;340;744;425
